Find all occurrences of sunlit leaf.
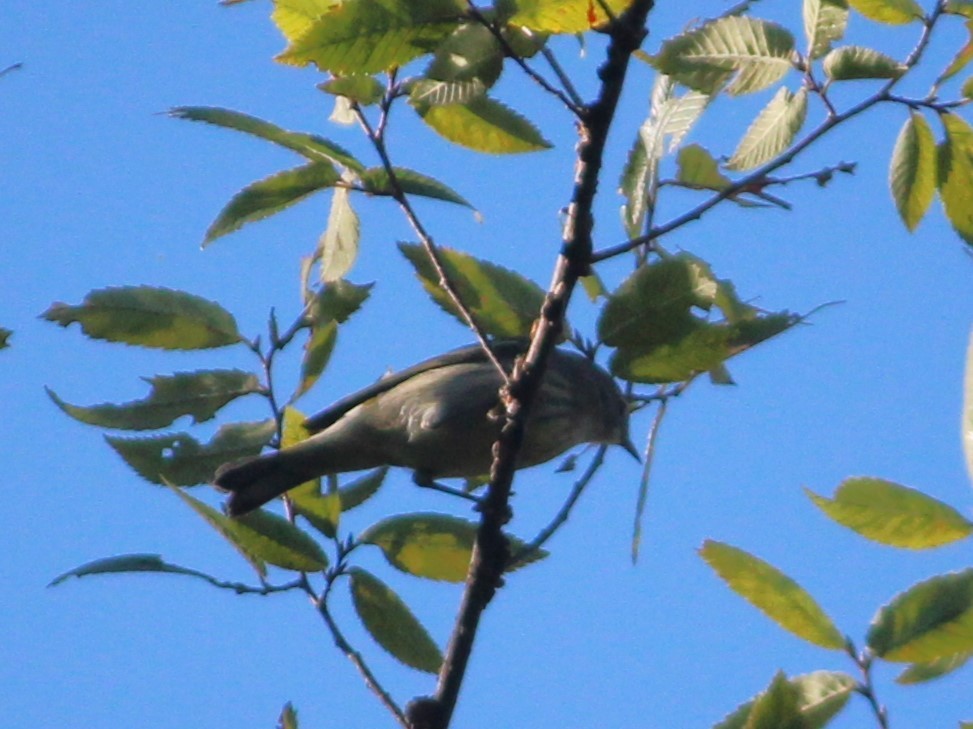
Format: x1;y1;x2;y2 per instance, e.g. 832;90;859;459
890;111;937;231
414;95;552;153
804;0;849;59
867;569;973;662
272;0;341;42
822;45;905;80
700;540;845;649
318;186;360;282
937;20;973;84
715;670;856;729
677;144;731;189
319;74;385;105
42;286;241;350
742;672;805;729
46;370;260;430
508;0;636;33
349;568;443;672
359;167;473;207
938;112;973;245
726;87;807;171
848;0;924;24
896;652;972;684
806;477;973;548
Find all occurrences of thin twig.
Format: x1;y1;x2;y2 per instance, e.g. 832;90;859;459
631;398;667;564
847;642;890;729
540;47;585;109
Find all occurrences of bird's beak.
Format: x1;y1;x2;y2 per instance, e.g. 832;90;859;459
620;436;641;462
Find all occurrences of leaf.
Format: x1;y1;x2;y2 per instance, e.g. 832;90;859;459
947;0;973;19
700;540;845;649
742;672;806;729
106;420;275;486
205;162;341;245
170;106;363;171
677;144;731;189
0;327;10;349
359;166;473;207
46;370;261;431
272;0;342;42
399;242;548;338
726;87;808;171
938;112;973;245
309;279;374;325
297;320;338;399
318;186;360;282
963;75;973;99
936;19;973;84
278;702;299;729
848;0;924;24
508;0;636;33
803;0;849;59
715;670;856;729
41;286;241;350
338;467;389;511
424;22;503;89
890;111;937;231
896;651;972;684
171;484;328;574
649;16;796;96
360;513;544;582
414;94;551;153
49;554;222;587
806;477;973;548
867;569;973;662
277;0;465;75
319;74;385;105
822;45;905;80
349;568;443;673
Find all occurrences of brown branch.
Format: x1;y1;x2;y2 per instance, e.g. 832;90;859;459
416;4;656;728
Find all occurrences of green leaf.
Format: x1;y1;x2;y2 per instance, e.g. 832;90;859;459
408;77;489;106
277;0;465;75
319;74;385;105
338;467;389;511
360;512;544;581
715;671;855;729
424;22;503;88
848;0;924;24
936;20;973;84
508;0;636;33
359;167;473;207
106;420;275;486
278;702;299;729
867;569;973;662
399;242;548;338
296;320;338;399
49;554;222;587
309;278;374;325
0;327;10;349
171;106;362;170
413;94;551;153
742;672;807;729
937;112;973;245
963;75;973;99
41;286;241;350
677;144;731;189
890;111;937;231
171;484;328;573
349;568;443;673
46;370;261;431
947;0;973;19
318;186;360;282
965;329;973;485
806;477;973;548
700;540;845;649
803;0;849;59
726;87;808;171
822;45;905;80
649;16;796;96
205;162;341;245
896;652;972;684
272;0;342;42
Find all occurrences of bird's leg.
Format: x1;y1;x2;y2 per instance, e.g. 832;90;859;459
412;471;482;504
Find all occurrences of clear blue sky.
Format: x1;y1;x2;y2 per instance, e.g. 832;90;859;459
3;2;971;728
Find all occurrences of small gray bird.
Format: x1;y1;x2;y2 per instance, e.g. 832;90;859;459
214;341;636;516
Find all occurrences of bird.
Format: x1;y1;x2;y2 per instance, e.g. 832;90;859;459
214;340;636;516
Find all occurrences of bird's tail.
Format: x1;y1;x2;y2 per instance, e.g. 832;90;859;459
213;451;318;516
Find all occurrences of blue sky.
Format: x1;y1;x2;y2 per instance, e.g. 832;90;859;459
3;2;972;728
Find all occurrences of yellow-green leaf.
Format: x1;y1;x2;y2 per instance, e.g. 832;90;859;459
937;112;973;245
804;0;850;59
508;0;636;33
677;144;731;189
272;0;341;42
318;186;360;282
743;672;805;729
414;95;551;153
823;45;905;80
715;670;856;729
890;111;937;231
727;87;808;171
848;0;924;24
896;652;972;684
700;540;845;649
807;477;973;548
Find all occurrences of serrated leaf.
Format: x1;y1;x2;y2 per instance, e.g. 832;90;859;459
677;144;731;189
359;167;473;207
508;0;636;33
317;186;360;282
319;74;385;105
867;569;973;662
107;420;275;486
890;111;937;231
277;0;465;75
205;162;341;245
272;0;342;42
338;467;389;511
296;320;338;399
823;45;905;80
46;370;260;431
743;672;806;729
806;477;973;548
848;0;924;24
360;513;544;582
399;242;548;338
650;16;796;96
425;22;503;88
349;568;443;672
715;670;855;729
49;554;221;587
700;540;845;649
727;87;808;171
804;0;849;59
896;651;972;684
310;279;374;325
938;113;973;245
171;106;363;171
409;77;489;106
41;286;241;350
414;94;551;153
